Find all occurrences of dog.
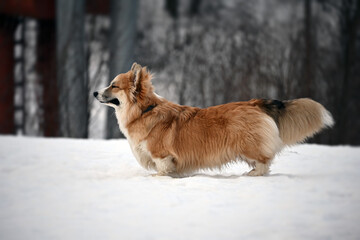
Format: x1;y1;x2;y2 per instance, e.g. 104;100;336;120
94;63;334;176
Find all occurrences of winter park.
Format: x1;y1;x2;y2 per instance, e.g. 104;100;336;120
1;0;360;240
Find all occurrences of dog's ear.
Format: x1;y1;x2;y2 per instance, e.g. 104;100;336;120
131;63;142;88
130;62;153;101
131;62;142;71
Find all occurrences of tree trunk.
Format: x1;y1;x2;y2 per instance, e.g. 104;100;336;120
56;0;88;138
0;15;17;134
165;0;178;19
303;0;314;98
37;19;58;136
106;0;138;139
189;0;201;17
337;0;360;143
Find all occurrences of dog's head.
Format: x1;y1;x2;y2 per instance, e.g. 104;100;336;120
93;63;155;110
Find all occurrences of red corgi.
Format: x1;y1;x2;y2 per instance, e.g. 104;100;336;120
94;63;334;176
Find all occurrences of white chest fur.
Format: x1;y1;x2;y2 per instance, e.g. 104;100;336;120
114;106;155;170
115;108;129;138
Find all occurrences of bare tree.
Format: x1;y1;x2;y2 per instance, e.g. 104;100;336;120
37;19;58;137
0;15;17;134
303;0;315;98
337;0;360;142
106;0;138;139
56;0;88;138
165;0;179;19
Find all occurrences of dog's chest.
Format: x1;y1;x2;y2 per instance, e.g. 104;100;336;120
115;108;130;138
114;108;155;170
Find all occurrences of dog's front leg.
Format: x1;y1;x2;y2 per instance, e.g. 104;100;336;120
246;160;271;176
152;156;176;176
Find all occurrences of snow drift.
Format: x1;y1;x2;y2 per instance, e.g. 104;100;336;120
0;136;359;240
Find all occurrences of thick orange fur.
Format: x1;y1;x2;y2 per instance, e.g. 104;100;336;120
94;63;334;176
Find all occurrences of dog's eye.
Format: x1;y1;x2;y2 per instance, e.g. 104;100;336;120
112;85;119;89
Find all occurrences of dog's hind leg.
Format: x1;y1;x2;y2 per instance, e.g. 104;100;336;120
153;156;177;176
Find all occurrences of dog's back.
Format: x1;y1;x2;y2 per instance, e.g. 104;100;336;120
145;100;281;174
145;98;334;175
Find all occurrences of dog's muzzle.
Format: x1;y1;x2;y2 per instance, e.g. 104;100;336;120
93;91;120;106
107;98;120;105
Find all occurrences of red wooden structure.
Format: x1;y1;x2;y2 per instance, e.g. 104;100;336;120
0;0;109;135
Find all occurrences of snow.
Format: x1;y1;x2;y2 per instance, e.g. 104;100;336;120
0;136;359;240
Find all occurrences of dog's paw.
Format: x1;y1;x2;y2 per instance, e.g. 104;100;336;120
151;172;167;177
246;169;264;177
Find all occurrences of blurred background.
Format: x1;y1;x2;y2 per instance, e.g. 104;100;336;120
0;0;359;145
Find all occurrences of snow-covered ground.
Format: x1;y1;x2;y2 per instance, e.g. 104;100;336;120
0;136;359;240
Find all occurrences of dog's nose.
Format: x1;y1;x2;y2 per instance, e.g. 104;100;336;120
93;91;98;97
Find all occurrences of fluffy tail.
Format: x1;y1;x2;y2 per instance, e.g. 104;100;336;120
258;98;334;145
